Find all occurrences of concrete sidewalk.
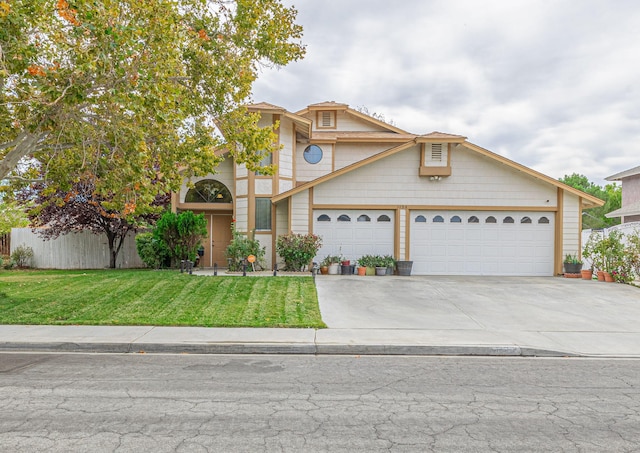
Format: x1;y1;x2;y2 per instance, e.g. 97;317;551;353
0;275;638;357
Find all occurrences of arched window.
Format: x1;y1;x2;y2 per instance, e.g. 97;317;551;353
377;215;391;222
415;215;427;223
357;214;371;222
468;216;479;223
486;216;497;224
521;216;532;224
185;180;232;203
503;216;515;224
317;214;331;222
538;216;550;224
451;215;462;223
337;214;351;222
433;215;445;223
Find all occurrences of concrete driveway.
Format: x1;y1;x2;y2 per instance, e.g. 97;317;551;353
315;275;640;357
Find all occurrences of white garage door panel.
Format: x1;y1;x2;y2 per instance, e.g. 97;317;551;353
411;211;554;276
313;210;394;262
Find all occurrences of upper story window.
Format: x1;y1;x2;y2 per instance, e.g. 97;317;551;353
303;145;323;164
317;110;336;129
185;180;232;203
255;152;272;176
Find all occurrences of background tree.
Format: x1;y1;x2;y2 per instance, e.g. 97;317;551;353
0;199;29;235
1;0;305;214
559;173;621;229
27;177;169;268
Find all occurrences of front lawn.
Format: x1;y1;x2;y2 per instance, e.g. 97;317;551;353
0;269;325;328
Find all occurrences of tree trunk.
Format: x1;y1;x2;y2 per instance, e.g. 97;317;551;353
106;231;117;269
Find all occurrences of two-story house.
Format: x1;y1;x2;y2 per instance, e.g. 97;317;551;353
171;101;603;276
605;165;640;223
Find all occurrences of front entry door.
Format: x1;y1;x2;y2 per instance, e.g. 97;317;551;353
200;214;233;268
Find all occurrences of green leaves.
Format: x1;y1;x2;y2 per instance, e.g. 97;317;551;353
1;0;305;216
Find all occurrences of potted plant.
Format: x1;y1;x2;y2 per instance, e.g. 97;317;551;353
382;255;396;275
583;231;605;280
563;253;582;276
357;255;376;276
323;255;342;275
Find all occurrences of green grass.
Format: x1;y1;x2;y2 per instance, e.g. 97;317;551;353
0;269;326;328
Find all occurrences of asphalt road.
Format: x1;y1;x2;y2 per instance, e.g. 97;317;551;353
1;353;639;452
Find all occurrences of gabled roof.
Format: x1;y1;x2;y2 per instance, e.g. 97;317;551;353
246;102;312;136
296;102;410;135
417;131;467;143
606;165;640;181
272;138;605;209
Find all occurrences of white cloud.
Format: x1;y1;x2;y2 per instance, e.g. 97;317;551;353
253;0;640;185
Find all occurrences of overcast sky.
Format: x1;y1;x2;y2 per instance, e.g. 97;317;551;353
251;0;640;186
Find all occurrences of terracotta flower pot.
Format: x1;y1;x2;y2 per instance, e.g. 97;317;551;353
357;266;367;276
597;271;605;281
580;269;593;280
320;266;329;275
604;272;614;282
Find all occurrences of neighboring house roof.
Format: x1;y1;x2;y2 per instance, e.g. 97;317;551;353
605;165;640;181
605;200;640;218
271;138;605;209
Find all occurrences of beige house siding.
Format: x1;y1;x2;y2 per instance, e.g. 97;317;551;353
334;143;392;170
235;198;249;232
335;111;389;132
255;178;273;195
291;191;310;233
279;120;294;179
562;191;581;258
312;145;557;207
295;143;333;182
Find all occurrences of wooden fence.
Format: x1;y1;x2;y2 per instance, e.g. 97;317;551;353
10;228;144;269
0;233;9;256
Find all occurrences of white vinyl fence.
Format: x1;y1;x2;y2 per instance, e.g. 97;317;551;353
10;228;144;269
581;221;640;269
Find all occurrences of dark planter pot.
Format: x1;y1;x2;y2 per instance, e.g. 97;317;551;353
563;262;582;274
375;266;387;276
397;261;413;276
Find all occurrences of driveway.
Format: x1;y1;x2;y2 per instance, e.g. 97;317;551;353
314;275;640;356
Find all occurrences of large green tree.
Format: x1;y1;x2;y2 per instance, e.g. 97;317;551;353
559;173;621;229
0;0;304;216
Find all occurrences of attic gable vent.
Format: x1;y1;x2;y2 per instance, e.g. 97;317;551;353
317;110;335;129
431;144;443;162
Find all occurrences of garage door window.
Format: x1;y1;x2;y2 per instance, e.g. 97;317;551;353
539;217;550;224
468;216;479;223
521;216;532;224
338;214;351;222
451;216;462;223
317;214;331;222
486;216;497;223
433;215;444;223
378;215;391;222
503;216;515;224
358;215;371;222
415;215;427;223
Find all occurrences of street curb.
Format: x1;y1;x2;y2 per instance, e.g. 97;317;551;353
0;342;579;357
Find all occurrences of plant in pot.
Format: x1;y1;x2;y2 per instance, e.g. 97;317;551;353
563;253;582;276
357;255;376;276
583;231;606;281
323;255;342;275
382;255;396;275
372;255;387;276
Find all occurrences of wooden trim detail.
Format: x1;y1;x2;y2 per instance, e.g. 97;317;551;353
578;197;583;253
308;187;314;234
555;188;564;275
316;110;337;130
394;208;401;260
273;114;280;197
247;165;255;231
404;208;411;260
310;204;558;212
419;166;452;177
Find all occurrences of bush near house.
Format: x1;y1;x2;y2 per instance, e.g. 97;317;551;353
583;229;640;283
276;233;322;271
153;211;207;266
226;223;266;271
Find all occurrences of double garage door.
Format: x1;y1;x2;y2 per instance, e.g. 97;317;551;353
410;211;554;276
314;209;554;276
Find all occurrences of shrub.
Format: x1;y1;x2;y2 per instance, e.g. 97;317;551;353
276;233;322;271
135;232;170;269
154;211;207;266
225;224;265;271
11;245;34;268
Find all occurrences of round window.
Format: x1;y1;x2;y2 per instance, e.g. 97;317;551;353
303;144;323;164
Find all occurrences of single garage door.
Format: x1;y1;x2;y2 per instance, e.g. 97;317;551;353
313;210;394;262
410;210;554;276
